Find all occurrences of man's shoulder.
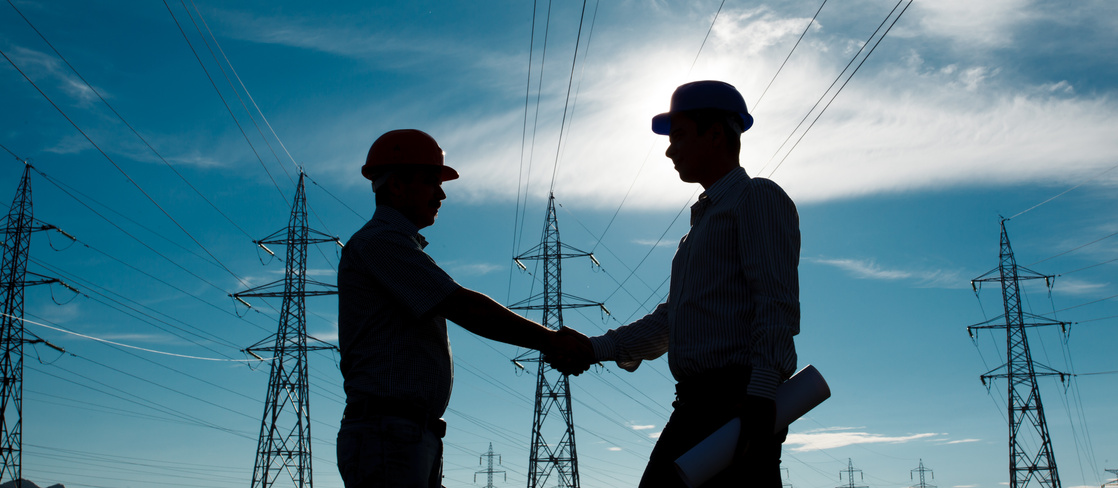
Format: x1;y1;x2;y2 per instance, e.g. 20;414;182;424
732;176;793;205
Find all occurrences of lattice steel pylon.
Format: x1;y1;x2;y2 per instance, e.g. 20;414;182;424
232;172;340;488
838;458;868;488
475;442;507;488
509;193;605;488
1;164;62;487
1102;468;1118;488
911;459;935;488
967;219;1064;488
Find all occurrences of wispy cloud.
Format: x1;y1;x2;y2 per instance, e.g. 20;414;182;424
785;427;941;452
633;238;679;248
447;262;504;277
808;257;963;288
942;438;981;445
631;424;657;431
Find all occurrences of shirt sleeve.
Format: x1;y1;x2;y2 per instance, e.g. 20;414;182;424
352;231;461;318
738;180;800;399
589;301;671;372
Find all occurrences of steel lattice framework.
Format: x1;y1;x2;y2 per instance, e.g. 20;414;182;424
233;173;339;488
0;165;60;487
968;220;1064;488
0;165;34;488
509;193;604;488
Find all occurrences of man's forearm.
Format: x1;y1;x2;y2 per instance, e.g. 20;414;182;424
436;287;554;351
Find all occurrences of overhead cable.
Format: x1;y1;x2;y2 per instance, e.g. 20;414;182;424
4;0;257;241
160;0;289;205
753;0;829;111
761;0;912;178
10;313;269;362
0;43;256;290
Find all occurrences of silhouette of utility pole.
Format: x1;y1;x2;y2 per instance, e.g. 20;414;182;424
1102;468;1117;488
233;172;339;488
475;442;507;488
0;163;68;487
911;459;935;488
838;458;869;488
967;220;1064;488
510;193;605;488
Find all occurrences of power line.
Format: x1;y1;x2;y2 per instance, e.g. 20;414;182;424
159;0;289;205
753;0;829;111
761;0;912;178
11;313;264;362
0;43;254;290
689;0;728;73
4;0;257;242
1007;162;1118;221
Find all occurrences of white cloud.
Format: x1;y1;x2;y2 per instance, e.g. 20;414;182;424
785;427;940;452
447;262;504;277
630;424;657;430
608;447;622;451
231;3;1118;211
942;438;982;445
809;257;963;288
632;238;678;248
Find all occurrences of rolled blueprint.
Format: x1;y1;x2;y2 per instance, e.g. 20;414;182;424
674;364;831;488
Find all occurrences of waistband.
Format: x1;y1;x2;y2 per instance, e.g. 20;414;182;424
343;397;447;438
675;365;752;404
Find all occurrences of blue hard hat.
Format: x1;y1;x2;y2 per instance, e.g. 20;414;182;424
651;80;754;135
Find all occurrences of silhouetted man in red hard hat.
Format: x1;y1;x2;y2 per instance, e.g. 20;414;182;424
335;129;591;487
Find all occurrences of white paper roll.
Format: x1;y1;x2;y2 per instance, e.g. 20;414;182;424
674;365;831;488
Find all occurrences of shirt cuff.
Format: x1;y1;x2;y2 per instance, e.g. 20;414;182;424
588;335;614;362
747;367;781;400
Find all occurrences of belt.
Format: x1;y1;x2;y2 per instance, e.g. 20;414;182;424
675;365;752;405
343;397;447;438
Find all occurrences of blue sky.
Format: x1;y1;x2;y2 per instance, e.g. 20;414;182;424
2;1;1117;487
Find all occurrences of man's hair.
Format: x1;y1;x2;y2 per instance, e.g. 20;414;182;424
679;108;743;156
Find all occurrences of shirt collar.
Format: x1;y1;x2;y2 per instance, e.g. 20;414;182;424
373;206;429;248
699;166;749;204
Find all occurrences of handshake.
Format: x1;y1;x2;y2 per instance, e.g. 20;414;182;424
543;326;596;375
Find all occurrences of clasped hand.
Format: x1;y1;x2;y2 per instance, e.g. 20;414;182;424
544;327;595;376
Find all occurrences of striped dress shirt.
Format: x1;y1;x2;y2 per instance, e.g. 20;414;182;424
337;206;462;417
589;167;800;400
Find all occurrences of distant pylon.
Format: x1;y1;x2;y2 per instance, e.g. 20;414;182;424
782;466;793;488
1102;468;1117;488
475;442;507;488
838;458;868;488
967;219;1064;488
510;193;605;488
0;163;70;488
232;172;340;488
911;459;935;488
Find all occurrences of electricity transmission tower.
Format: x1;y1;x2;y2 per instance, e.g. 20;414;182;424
1;164;68;487
475;442;507;488
233;172;339;488
911;459;935;488
967;220;1064;488
1102;468;1117;488
838;459;868;488
510;193;605;488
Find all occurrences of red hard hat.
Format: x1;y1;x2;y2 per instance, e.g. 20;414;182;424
362;129;459;181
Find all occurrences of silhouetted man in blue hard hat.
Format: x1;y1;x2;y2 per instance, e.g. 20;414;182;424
548;81;801;487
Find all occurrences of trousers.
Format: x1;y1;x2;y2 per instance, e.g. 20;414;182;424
638;366;785;488
336;415;443;488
